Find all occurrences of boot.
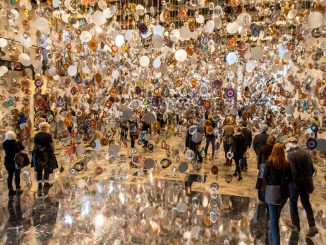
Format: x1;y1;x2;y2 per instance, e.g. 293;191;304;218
16;189;23;195
238;175;243;181
8;189;16;196
43;183;53;197
37;183;43;198
306;226;318;237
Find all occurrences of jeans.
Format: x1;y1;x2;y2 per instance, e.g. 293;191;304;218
36;169;50;183
7;169;21;190
204;137;215;157
288;182;315;229
268;199;287;245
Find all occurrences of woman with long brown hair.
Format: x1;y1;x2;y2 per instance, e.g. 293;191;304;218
263;143;291;245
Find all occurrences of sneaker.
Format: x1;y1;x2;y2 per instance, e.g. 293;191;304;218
306;226;318;237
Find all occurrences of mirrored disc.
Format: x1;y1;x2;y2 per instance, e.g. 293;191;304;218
144;158;155;169
178;162;188;173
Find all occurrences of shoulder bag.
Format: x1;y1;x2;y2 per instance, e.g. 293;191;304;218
265;168;285;205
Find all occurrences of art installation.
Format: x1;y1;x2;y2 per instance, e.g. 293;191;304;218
0;0;325;244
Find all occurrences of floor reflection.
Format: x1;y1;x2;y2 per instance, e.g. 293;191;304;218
0;179;325;244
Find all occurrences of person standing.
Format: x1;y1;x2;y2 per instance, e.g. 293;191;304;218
232;127;247;181
119;118;128;147
253;124;269;162
285;138;318;237
204;116;217;160
3;131;24;196
141;121;151;148
32;122;58;197
241;121;252;171
222;119;235;166
256;135;276;203
263;143;291;245
128;115;139;149
310;116;320;139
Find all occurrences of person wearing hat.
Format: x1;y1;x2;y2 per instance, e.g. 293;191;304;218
32;122;58;197
285;137;318;238
253;124;269;163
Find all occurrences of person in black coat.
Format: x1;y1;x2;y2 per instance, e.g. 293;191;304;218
232;127;247;181
141;121;151;148
256;135;276;202
263;143;291;245
253;124;269;161
241;121;253;171
285;138;318;238
3;131;24;196
32;122;58;197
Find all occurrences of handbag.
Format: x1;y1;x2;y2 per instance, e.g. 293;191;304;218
265;170;285;205
265;185;282;205
14;151;30;168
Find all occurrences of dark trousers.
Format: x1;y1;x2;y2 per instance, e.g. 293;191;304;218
223;143;232;163
131;138;135;148
234;158;241;175
288;182;315;229
7;169;21;190
36;169;50;182
268;199;287;245
204;137;215;157
241;149;248;169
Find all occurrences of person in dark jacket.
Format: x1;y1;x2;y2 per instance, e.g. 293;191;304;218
204;116;217;160
141;121;151;148
32;122;58;197
256;135;276;202
263;143;291;245
240;121;252;171
129;115;139;149
3;131;24;196
222;121;235;166
185;119;203;163
232;127;247;181
253;124;269;160
285;138;318;238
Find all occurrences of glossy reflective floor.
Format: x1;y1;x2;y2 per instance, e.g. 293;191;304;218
1;135;326;244
0;179;326;245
